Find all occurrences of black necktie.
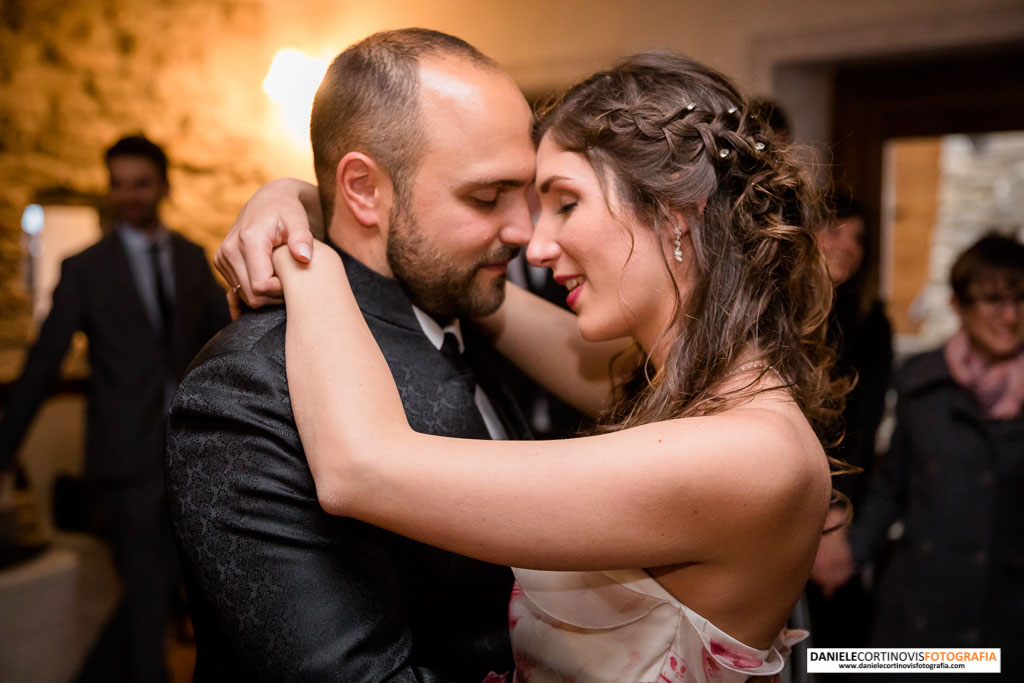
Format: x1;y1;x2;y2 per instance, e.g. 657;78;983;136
149;243;174;352
440;332;491;439
441;332;469;372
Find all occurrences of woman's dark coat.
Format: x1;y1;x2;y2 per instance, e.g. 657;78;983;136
850;349;1024;666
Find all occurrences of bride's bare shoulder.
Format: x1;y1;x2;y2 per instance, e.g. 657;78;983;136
650;399;831;517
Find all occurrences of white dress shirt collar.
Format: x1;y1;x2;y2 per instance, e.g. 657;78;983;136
411;306;464;354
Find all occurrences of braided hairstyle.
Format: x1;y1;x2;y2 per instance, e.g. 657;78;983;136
535;50;844;440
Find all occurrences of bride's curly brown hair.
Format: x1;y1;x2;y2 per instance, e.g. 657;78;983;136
535;50;847;446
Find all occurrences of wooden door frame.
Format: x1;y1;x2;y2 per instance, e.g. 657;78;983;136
830;43;1024;299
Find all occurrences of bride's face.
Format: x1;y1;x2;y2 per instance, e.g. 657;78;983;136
527;134;681;352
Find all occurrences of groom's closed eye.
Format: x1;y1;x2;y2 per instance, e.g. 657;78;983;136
468;190;500;209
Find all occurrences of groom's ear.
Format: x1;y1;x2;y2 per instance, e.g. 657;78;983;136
336;152;393;229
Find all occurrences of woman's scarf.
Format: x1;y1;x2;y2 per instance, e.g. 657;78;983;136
943;328;1024;420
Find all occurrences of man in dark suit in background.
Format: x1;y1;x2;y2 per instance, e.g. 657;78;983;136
166;29;535;681
0;135;230;683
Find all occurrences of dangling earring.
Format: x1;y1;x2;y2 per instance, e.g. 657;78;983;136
672;225;684;262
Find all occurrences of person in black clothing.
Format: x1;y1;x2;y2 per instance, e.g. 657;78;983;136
166;30;535;681
807;190;894;647
0;135;230;682
851;232;1024;677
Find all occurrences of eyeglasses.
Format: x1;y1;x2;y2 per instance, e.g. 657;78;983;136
968;292;1024;310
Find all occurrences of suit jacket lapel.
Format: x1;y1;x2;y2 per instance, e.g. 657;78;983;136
337;248;422;333
463;329;532;441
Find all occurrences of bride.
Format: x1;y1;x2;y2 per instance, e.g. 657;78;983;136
221;50;841;682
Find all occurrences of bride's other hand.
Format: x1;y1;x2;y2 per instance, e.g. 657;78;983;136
810;507;856;597
215;177;322;309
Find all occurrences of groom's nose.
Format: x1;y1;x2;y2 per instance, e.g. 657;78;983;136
498;195;534;247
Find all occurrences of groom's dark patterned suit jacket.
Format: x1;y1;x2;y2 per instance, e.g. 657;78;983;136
166;249;530;682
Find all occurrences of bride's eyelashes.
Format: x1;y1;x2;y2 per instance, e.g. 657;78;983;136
555;201;578;215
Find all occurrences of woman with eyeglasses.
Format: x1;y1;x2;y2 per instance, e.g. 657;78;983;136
848;231;1024;674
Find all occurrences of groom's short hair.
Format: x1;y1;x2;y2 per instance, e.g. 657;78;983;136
311;28;499;226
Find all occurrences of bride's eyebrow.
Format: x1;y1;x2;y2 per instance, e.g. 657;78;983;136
538;175;569;194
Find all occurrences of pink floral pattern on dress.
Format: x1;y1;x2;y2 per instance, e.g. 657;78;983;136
709;640;764;669
702;647;724;680
509;582;525;630
658;648;688;682
509;568;791;682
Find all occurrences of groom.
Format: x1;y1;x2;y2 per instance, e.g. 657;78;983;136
166;29;536;681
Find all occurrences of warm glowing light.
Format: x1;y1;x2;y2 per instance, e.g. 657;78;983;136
21;204;44;235
263;48;331;143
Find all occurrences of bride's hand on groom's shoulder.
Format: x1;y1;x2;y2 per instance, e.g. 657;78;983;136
216;177;319;312
273;240;345;295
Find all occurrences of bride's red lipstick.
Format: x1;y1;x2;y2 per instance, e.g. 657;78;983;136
566;285;582;309
554;274;584;310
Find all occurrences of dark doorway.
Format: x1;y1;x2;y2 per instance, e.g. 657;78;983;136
830;43;1024;298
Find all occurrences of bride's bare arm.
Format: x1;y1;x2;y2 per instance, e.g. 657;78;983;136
474;284;635;418
278;243;829;572
224;179;632;415
215;178;322;307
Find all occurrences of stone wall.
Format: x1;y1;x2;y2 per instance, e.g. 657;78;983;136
0;0;274;348
902;131;1024;351
2;0;1021;353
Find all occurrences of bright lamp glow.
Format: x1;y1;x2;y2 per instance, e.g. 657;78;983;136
21;204;44;235
263;48;331;143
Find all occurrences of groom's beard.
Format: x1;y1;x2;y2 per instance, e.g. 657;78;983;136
387;199;519;323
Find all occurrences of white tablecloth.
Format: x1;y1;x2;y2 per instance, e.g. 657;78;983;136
0;533;120;683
